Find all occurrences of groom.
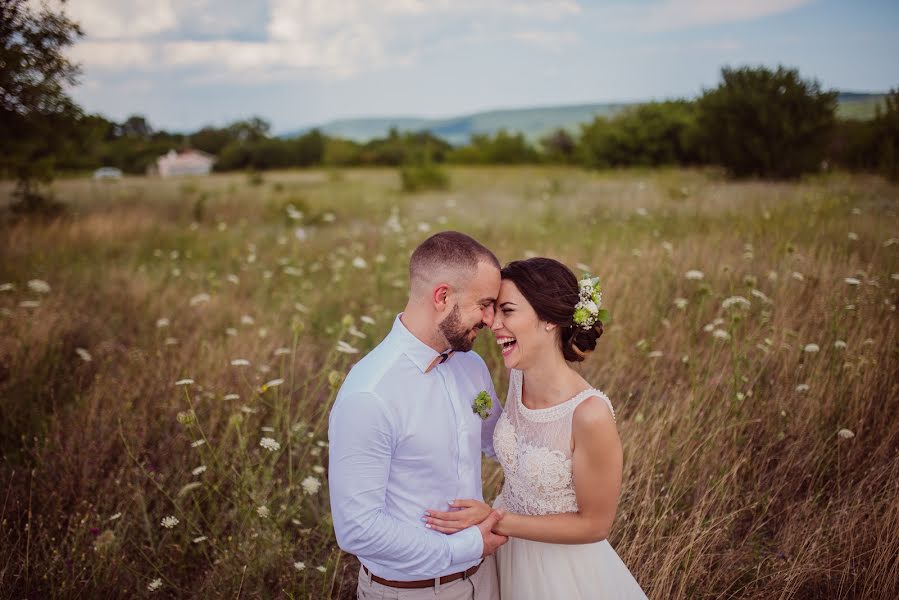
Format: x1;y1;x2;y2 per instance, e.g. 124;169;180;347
329;231;507;599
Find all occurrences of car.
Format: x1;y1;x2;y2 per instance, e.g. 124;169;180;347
93;167;123;180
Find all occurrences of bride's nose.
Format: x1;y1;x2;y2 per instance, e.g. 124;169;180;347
491;311;503;331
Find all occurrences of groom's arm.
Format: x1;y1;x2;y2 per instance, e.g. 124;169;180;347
328;390;483;577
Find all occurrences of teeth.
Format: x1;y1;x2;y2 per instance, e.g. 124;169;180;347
496;337;516;345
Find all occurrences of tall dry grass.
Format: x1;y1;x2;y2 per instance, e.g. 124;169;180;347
0;166;897;598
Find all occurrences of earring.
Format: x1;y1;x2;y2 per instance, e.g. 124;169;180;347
545;324;552;331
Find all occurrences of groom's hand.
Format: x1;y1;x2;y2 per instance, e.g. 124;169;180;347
478;509;508;557
424;499;492;533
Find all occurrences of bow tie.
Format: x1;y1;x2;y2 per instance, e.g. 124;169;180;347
425;350;455;373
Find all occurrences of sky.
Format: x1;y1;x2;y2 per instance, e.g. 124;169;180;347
63;0;899;134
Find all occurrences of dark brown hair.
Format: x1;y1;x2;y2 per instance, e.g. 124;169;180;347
500;257;603;362
409;231;500;286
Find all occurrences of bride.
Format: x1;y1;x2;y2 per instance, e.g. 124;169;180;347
424;257;648;599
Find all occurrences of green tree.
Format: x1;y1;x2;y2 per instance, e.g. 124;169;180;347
873;88;899;182
578;101;698;168
695;65;838;178
1;0;83;213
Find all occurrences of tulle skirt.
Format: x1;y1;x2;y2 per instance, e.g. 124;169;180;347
494;536;648;600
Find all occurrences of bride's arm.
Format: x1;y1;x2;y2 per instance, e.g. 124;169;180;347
424;396;622;544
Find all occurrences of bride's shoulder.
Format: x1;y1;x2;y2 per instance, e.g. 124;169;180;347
572;390;616;426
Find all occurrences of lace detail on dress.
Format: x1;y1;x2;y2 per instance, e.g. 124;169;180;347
493;369;616;515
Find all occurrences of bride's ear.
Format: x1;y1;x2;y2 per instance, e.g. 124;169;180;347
544;322;556;332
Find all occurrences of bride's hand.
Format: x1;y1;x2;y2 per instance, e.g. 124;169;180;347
423;499;492;534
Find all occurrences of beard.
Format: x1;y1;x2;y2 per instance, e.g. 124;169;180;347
439;303;482;352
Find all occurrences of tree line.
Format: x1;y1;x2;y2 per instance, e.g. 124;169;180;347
2;0;897;214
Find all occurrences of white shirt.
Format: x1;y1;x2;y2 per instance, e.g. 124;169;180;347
328;313;502;581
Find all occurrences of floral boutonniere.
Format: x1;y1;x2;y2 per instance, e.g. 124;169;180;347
472;390;492;420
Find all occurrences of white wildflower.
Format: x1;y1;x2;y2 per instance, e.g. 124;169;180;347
891;273;899;281
257;505;270;518
178;482;202;496
0;283;14;292
837;428;855;439
294;561;306;571
301;476;322;495
193;536;207;543
147;578;163;591
722;296;750;310
834;340;847;349
703;323;715;332
260;437;281;452
803;343;820;353
230;358;250;366
352;257;367;269
767;270;778;281
313;465;325;474
847;232;858;240
712;329;730;341
240;314;255;326
191;439;206;447
685;270;704;280
791;271;805;281
192;465;207;476
19;300;40;308
844;277;861;286
156;317;170;328
316;566;327;573
189;293;211;306
795;384;810;392
348;326;366;339
673;297;688;310
316;440;328;448
274;347;291;356
322;212;336;223
108;512;122;521
240;405;258;414
27;279;51;293
647;351;663;359
750;289;772;304
160;516;179;529
223;393;239;401
261;426;274;432
75;348;93;362
261;378;284;391
360;315;376;325
336;341;359;354
225;327;237;336
175;379;194;386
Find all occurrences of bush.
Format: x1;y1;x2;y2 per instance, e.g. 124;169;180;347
579;101;699;169
399;163;450;192
695;65;838;178
873;88;899;181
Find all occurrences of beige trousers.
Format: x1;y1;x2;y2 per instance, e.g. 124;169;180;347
356;556;499;600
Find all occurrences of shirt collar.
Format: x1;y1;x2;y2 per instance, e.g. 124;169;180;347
390;313;453;374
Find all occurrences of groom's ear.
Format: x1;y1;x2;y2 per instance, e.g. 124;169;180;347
432;283;451;311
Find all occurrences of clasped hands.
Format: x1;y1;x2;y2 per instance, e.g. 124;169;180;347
424;499;508;556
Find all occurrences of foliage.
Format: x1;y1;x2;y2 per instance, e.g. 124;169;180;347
694;65;838;178
399;162;450;192
578;101;699;169
446;129;539;164
0;0;83;213
872;88;899;181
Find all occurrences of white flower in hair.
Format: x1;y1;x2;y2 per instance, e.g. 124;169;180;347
573;274;609;329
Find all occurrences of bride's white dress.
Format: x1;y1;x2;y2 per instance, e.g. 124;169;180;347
492;369;648;599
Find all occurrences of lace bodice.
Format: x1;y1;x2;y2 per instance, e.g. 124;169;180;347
493;369;616;515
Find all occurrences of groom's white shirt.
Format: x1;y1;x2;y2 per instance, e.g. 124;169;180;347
329;313;502;581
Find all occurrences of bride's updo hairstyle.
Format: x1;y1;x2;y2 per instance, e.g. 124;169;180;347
500;257;604;362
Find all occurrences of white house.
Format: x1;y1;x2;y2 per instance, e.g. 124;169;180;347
156;149;215;177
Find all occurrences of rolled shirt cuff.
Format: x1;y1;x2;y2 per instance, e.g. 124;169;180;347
446;525;483;566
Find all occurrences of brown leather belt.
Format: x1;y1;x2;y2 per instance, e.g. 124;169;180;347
362;562;481;589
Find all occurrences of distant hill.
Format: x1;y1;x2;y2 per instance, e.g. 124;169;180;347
281;93;886;144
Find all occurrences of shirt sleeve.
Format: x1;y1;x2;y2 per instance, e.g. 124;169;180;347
328;390;483;577
480;367;503;460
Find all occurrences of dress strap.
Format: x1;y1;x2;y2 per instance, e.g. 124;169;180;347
570;389;616;422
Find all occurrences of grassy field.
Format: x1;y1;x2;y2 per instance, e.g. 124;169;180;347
1;166;897;598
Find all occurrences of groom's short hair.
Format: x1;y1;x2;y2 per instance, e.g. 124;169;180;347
409;231;499;294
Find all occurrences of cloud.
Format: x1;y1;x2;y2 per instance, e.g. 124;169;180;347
597;0;816;33
65;0;583;81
